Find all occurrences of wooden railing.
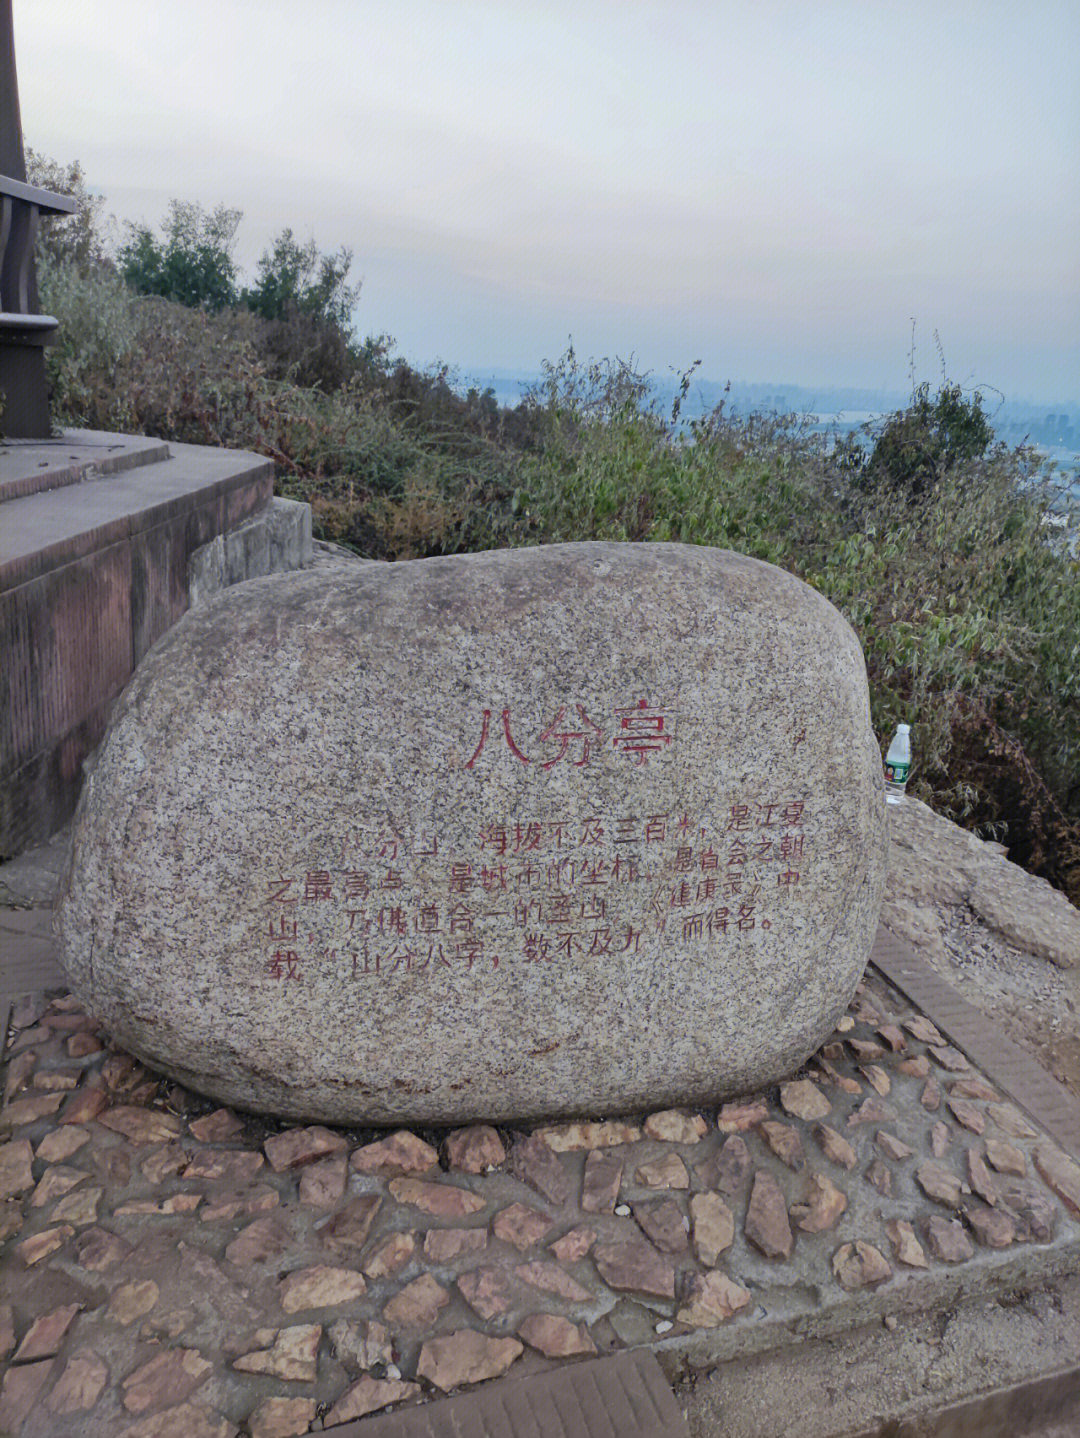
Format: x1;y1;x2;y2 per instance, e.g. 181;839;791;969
0;173;76;438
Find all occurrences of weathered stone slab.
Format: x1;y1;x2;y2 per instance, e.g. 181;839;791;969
57;542;886;1124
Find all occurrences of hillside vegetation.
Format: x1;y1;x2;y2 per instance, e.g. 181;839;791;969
21;158;1080;905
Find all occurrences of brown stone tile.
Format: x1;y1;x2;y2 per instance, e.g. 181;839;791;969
864;1158;892;1196
916;1160;962;1206
97;1105;182;1144
121;1347;213;1414
187;1108;242;1143
536;1119;641;1151
298;1151;348;1207
0;1138;35;1199
263;1124;346;1172
518;1313;597;1356
325;1378;420;1425
492;1202;553;1250
30;1164;89;1208
36;1126;90;1163
676;1270;752;1327
581;1149;623;1213
0;1358;54;1433
925;1215;974;1262
1034;1143;1080;1216
181;1150;264;1182
386;1272;452;1326
643;1109;708;1143
224;1215;291;1266
985;1138;1027;1176
13;1302;81;1360
779;1079;831;1121
632;1197;689;1254
967;1148;999;1205
416;1329;522;1391
963;1204;1016;1249
279;1264;366;1312
1;1090;65;1124
549;1225;596;1262
832;1241;891;1289
929;1044;970;1073
72;1225;128;1271
320;1195;382;1256
744;1171;793;1259
445;1124;506;1173
249;1395;320;1438
717;1098;768;1133
633;1152;689;1189
689;1191;735;1264
17;1224;74;1266
327;1318;393;1371
233;1324;321;1382
456;1267;514;1320
362;1229;416;1277
106;1280;160;1325
875;1130;912;1161
593;1234;675;1299
423;1226;487;1262
384;1174;485;1218
60;1083;108;1124
351;1129;438;1177
791;1172;847;1232
514;1259;592;1302
508;1133;571;1204
885;1218;928;1268
698;1134;753;1193
759;1121;805;1170
947;1097;986;1134
46;1350;108;1415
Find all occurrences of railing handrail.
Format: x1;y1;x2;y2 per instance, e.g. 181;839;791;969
0;173;76;214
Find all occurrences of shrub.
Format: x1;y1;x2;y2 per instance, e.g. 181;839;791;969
118;201;241;311
858;381;995;501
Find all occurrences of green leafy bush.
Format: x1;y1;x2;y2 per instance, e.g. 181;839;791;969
118;201;241;311
857;381;996;501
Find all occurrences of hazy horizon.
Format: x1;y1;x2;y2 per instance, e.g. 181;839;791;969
15;0;1079;406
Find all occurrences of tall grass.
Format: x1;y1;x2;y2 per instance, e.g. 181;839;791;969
36;263;1080;902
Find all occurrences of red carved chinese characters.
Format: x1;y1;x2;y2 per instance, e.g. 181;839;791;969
257;792;812;982
463;699;675;772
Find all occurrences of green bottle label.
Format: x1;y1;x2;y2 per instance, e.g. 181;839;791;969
885;761;910;784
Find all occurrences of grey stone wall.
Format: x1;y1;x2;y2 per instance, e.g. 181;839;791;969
188;497;312;607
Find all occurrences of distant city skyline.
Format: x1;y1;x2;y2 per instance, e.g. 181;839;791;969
16;0;1080;404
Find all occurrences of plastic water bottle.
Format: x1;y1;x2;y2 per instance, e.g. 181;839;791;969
884;724;912;805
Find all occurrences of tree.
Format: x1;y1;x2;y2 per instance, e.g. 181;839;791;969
241;228;360;333
863;382;994;501
118;200;240;310
25;149;108;271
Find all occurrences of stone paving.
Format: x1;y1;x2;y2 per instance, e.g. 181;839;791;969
2;968;1080;1438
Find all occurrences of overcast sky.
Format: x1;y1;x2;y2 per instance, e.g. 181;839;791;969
16;0;1080;402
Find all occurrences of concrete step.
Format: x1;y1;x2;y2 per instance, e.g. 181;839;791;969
0;428;169;502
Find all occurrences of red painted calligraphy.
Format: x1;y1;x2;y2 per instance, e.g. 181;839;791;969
612;699;674;765
538;705;604;768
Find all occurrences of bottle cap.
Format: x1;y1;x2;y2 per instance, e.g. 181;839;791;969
897;724;910;733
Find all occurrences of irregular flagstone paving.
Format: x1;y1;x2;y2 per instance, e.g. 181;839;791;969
1;972;1080;1437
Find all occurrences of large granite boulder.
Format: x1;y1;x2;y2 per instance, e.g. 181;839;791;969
56;542;886;1124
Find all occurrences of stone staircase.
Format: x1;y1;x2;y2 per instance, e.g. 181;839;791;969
0;429;310;856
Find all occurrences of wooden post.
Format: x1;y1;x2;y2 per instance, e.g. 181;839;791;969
0;0;75;438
